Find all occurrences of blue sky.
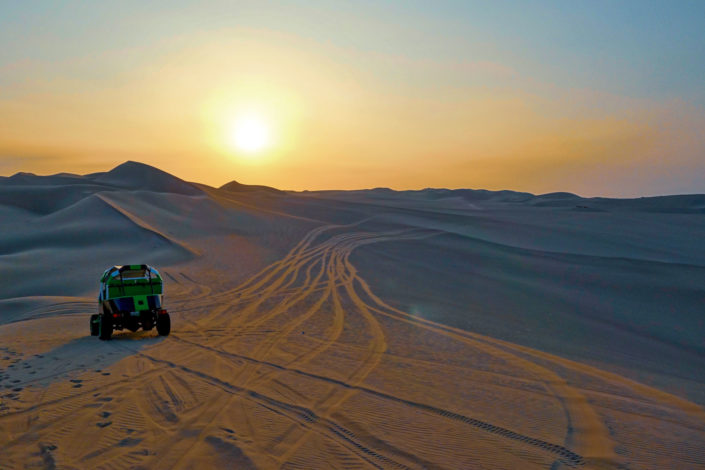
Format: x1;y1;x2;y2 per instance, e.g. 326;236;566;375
1;0;704;195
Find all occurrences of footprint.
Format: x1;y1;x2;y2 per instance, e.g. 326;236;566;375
96;421;112;428
72;384;82;388
13;387;23;392
117;437;142;447
70;379;83;384
130;449;154;456
99;411;111;418
101;372;111;376
97;397;113;402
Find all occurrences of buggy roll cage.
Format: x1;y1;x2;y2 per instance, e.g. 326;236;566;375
99;264;162;300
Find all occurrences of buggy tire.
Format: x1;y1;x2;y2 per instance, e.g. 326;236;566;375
156;313;170;336
99;315;113;341
141;311;154;331
90;314;99;336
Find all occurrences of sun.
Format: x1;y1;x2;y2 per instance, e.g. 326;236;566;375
227;115;271;154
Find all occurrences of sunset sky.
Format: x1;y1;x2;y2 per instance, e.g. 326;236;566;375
1;1;704;196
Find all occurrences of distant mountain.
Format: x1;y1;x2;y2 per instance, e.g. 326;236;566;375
0;161;204;214
1;171;87;186
298;186;705;214
2;160;704;213
220;180;286;195
87;161;203;195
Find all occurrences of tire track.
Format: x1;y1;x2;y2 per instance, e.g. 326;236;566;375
168;332;587;467
350;265;616;464
127;347;412;469
10;221;699;468
164;225;589;467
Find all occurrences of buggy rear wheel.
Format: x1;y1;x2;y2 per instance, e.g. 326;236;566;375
90;314;99;336
99;314;113;340
156;312;170;336
141;311;154;331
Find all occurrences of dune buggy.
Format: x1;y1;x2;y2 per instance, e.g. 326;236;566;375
90;264;170;340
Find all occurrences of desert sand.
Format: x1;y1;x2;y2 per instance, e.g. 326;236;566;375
1;161;704;469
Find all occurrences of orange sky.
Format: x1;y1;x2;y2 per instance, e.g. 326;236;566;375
2;2;704;197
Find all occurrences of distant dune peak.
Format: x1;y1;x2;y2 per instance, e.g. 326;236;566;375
219;180;245;190
536;191;580;199
220;180;285;195
370;187;394;192
104;160;172;178
89;160;203;195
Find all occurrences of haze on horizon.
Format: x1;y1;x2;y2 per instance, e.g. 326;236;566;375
1;0;704;197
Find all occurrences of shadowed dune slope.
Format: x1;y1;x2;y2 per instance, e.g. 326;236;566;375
261;190;705;406
352;233;705;405
0;163;312;322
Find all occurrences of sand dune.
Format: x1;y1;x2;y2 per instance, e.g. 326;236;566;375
1;162;704;469
88;161;204;195
221;180;287;195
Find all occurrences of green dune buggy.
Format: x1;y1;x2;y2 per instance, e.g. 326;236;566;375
90;264;171;340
